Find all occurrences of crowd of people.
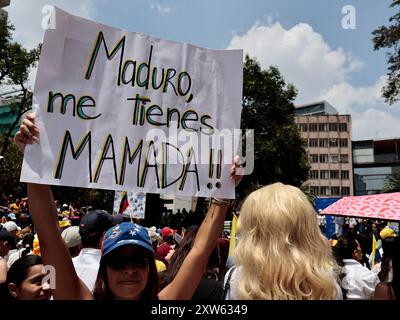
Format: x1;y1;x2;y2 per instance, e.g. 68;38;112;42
0;115;398;300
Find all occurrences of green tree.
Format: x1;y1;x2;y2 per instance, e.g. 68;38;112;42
0;16;40;155
382;169;400;193
372;0;400;105
0;133;25;198
237;56;309;200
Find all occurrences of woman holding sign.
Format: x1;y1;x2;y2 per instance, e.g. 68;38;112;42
14;114;242;300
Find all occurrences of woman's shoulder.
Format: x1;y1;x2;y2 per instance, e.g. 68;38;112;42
374;282;394;300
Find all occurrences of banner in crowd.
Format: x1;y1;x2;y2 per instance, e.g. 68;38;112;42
21;7;243;199
113;190;146;219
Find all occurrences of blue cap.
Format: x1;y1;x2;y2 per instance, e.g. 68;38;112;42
102;222;154;257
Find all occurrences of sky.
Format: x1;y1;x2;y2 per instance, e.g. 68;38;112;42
4;0;400;141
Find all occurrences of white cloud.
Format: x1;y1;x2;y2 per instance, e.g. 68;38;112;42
6;0;97;49
227;21;363;104
352;109;400;141
226;20;400;141
150;2;173;14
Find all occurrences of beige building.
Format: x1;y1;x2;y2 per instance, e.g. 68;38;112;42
295;101;353;197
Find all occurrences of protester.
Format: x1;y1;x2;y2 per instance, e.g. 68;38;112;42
7;233;35;268
157;227;176;266
61;226;82;258
0;230;15;283
0;255;51;300
147;226;167;273
159;225;223;300
374;236;400;300
223;183;341;300
333;235;379;299
2;221;21;237
72;210;119;292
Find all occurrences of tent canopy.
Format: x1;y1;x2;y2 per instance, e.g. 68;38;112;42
320;192;400;221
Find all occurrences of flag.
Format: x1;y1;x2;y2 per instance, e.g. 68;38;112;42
181;227;186;238
228;212;238;257
119;191;129;213
371;234;378;268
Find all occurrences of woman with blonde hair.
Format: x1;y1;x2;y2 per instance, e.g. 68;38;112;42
224;182;341;300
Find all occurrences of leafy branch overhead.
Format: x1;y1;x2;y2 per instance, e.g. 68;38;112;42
372;0;400;105
0;16;40;155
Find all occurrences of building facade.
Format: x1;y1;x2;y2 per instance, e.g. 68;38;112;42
295;101;353;197
353;139;400;195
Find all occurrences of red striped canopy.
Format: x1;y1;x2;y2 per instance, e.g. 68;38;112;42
320;192;400;221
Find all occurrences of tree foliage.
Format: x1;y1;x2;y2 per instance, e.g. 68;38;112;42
382;169;400;193
0;16;40;155
236;56;309;200
372;0;400;105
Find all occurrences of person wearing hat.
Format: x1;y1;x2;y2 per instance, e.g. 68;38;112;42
61;226;82;258
2;221;21;237
157;227;176;266
14;118;242;299
72;210;120;292
147;226;166;273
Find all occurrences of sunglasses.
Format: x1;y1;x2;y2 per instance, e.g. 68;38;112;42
105;252;151;270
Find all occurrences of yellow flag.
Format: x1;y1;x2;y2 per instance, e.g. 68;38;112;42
371;234;377;268
228;212;238;257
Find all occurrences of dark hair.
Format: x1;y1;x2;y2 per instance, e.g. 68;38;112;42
332;235;360;299
333;235;359;266
93;246;159;300
21;233;35;257
0;255;43;300
159;225;219;289
378;237;397;282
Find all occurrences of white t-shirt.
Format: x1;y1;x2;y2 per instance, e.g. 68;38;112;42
72;248;101;292
341;259;380;300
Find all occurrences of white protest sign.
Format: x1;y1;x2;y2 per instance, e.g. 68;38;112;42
21;7;243;199
113;190;145;219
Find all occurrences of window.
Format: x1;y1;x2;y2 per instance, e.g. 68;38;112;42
320;170;330;179
309;139;318;147
311;186;319;195
309;123;318;132
329;139;338;147
310;170;319;179
340;154;349;163
319;154;329;163
310;154;319;163
320;187;330;196
331;187;340;195
341;187;350;196
318;123;327;131
329;123;338;131
299;124;308;132
339;123;347;132
329;154;339;163
339;139;348;147
330;170;339;179
341;171;349;179
319;139;328;147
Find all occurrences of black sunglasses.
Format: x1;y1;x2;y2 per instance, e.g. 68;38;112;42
105;252;151;270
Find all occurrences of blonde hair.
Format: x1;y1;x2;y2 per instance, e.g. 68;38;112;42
234;182;338;300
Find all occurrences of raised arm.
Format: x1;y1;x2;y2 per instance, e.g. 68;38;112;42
159;161;242;300
15;114;92;300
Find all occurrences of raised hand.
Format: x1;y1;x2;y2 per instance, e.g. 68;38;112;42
14;113;39;154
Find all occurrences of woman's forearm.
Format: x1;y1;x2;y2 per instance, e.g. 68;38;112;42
27;183;91;299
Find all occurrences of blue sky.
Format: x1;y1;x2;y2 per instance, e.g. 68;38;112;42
5;0;400;140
